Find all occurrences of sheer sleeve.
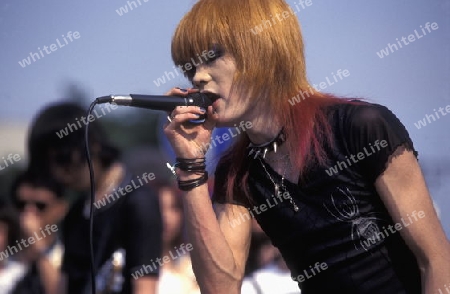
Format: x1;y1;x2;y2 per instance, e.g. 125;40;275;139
342;103;418;183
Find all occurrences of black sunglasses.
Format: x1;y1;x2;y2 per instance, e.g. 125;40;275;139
15;200;48;212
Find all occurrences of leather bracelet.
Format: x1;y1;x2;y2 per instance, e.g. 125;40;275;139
175;157;206;163
178;171;208;191
175;157;206;172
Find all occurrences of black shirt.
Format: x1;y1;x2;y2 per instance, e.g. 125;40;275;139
62;170;162;294
214;102;421;294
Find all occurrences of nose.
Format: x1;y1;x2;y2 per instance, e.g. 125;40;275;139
23;204;39;215
192;65;211;88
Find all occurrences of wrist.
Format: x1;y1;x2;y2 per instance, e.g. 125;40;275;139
176;169;204;181
169;157;208;191
178;171;208;191
28;245;50;261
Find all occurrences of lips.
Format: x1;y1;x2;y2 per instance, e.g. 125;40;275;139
201;91;221;103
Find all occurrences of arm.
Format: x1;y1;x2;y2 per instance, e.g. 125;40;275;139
181;183;252;294
56;273;68;294
375;147;450;294
35;255;62;294
164;87;252;293
132;276;158;294
20;212;63;294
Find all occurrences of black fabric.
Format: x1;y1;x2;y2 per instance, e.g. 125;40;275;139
213;102;421;294
62;170;162;294
12;263;44;294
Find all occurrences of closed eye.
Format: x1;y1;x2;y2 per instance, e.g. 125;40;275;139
204;44;225;65
184;44;225;80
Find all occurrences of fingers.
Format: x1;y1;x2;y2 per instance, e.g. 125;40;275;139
203;106;218;130
165;87;199;97
169;106;206;124
164;87;203;126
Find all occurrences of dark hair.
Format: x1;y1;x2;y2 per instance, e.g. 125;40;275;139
27;102;119;174
10;170;65;203
0;206;22;249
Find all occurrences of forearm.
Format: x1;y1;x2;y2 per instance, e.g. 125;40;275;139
183;184;243;294
36;257;62;294
133;276;157;294
421;245;450;294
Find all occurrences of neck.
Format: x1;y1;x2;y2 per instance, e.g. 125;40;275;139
246;113;282;145
95;162;125;200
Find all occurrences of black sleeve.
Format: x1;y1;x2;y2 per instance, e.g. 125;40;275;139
342;103;418;183
123;185;162;276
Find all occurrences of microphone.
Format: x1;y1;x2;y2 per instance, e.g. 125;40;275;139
95;92;213;112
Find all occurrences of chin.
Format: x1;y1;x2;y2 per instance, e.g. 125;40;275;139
213;112;243;127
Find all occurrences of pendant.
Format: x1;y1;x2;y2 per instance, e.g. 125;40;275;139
274;184;279;197
291;200;299;212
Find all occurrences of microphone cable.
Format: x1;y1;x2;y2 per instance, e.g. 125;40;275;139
84;97;109;294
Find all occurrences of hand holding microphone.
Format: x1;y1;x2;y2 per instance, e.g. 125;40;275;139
162;88;218;160
161;87;218;191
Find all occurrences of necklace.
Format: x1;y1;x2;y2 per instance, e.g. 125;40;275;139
248;128;286;159
258;157;299;212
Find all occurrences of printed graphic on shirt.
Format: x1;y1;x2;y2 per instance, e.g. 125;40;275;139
323;187;384;251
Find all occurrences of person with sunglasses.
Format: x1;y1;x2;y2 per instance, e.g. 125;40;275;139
9;171;67;294
162;0;450;293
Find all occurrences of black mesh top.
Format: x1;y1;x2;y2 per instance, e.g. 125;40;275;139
213;102;422;294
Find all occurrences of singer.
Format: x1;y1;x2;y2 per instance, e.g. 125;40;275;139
163;0;450;294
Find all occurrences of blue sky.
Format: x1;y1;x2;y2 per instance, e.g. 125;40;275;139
1;0;449;233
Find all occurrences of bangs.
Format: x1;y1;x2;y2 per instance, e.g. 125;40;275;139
171;1;225;70
171;0;260;74
172;0;311;112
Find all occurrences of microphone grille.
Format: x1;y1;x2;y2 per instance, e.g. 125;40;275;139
189;92;213;109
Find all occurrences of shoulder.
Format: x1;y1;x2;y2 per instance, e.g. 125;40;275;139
326;100;397;126
326;101;413;144
325;100;418;182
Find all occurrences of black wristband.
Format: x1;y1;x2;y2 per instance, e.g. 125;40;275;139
178;171;208;191
175;157;206;172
